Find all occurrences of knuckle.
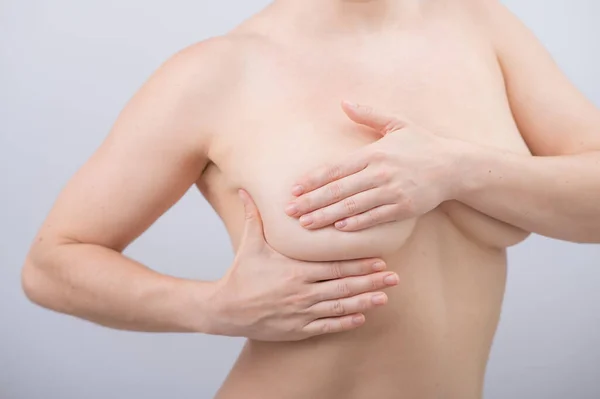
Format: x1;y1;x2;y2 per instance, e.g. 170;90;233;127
331;261;343;279
359;297;370;310
370;150;388;162
343;197;358;215
321;322;332;334
284;321;299;334
296;305;311;317
298;196;312;211
331;300;345;316
367;208;380;223
284;293;302;307
371;276;379;291
301;173;316;188
302;287;319;304
327;182;343;201
336;281;351;297
387;183;403;200
289;289;313;307
289;266;306;283
383;118;404;134
310;286;326;303
374;168;391;184
326;164;343;181
314;209;326;224
360;105;373;115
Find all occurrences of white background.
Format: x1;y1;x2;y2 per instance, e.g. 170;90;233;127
1;1;599;398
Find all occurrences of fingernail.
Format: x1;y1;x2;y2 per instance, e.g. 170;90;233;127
292;185;304;196
299;214;313;226
285;203;298;216
335;220;347;229
372;261;386;271
384;273;399;285
372;293;387;305
352;315;365;325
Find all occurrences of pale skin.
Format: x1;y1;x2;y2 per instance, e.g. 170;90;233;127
21;0;600;398
287;101;600;242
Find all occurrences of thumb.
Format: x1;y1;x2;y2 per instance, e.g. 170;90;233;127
341;100;407;136
237;188;266;249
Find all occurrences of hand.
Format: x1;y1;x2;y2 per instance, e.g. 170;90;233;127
285;101;466;232
209;189;400;342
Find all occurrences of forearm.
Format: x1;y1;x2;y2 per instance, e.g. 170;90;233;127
456;145;600;243
22;242;217;333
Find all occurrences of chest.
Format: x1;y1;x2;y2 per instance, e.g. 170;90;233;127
212;28;526;182
200;26;531;254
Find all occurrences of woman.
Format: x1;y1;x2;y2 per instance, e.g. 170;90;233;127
22;1;600;398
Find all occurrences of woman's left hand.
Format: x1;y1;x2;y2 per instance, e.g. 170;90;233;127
284;101;469;232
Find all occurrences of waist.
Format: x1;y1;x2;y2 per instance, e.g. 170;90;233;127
217;213;508;399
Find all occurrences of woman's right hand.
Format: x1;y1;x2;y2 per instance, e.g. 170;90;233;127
208;189;399;342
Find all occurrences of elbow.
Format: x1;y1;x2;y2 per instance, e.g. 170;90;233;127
573;217;600;244
21;255;46;308
562;223;600;245
21;246;57;309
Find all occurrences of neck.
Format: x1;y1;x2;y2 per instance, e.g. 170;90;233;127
266;0;421;35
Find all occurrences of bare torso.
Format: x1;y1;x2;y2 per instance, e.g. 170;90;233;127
19;0;600;397
197;3;531;398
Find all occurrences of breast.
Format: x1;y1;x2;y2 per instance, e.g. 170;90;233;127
204;119;419;262
201;28;534;258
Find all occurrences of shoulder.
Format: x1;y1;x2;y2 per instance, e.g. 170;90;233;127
101;33;273;160
168;31;279;80
156;32;277;109
138;32;275;139
424;0;514;51
438;0;542;66
153;34;257;101
451;1;600;155
451;0;526;44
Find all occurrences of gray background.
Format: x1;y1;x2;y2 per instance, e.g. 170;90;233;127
1;1;599;398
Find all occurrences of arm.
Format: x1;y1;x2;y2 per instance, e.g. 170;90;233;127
22;38;398;339
455;0;600;243
284;1;600;242
21;42;222;332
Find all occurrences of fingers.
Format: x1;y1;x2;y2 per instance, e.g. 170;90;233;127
301;290;390;336
312;271;399;302
304;258;387;282
341;100;407;135
295;188;393;230
289;151;369;197
335;204;402;232
237;189;266;247
308;291;388;319
302;313;366;336
285;168;377;219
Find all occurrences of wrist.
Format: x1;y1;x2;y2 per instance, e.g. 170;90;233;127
175;278;221;334
451;141;511;202
441;138;482;201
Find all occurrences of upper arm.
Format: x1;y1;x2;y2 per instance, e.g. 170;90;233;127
476;0;600;156
35;39;231;252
